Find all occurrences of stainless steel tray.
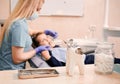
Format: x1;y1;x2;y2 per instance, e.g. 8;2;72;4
18;69;59;79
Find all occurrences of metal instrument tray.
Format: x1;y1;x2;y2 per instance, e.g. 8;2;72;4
18;69;59;79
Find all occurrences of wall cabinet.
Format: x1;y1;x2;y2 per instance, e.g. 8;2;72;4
103;0;120;41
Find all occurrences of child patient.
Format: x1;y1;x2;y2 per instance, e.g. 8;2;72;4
29;32;120;68
29;32;66;68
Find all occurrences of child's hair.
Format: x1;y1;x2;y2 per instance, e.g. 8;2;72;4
32;32;44;48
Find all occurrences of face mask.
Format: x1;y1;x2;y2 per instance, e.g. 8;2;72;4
28;12;39;20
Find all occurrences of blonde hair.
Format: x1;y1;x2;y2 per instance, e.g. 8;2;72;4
0;0;44;45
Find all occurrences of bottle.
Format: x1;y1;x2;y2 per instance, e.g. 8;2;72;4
66;39;85;76
94;42;114;74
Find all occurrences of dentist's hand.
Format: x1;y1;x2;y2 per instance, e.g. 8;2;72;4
35;45;50;54
44;30;58;39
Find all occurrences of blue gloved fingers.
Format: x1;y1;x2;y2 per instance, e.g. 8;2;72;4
35;45;50;54
44;30;58;39
54;32;58;38
45;46;50;50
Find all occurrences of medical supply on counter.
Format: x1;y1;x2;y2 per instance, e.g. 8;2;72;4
66;39;85;76
94;42;114;74
18;69;59;79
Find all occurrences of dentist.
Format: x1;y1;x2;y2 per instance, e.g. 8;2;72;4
0;0;58;70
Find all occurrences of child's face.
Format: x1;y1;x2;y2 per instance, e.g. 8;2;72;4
36;33;54;47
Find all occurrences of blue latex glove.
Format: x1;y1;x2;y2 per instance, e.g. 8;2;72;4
35;46;50;54
44;30;58;39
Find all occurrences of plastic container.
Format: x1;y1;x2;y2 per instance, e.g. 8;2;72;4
94;42;114;74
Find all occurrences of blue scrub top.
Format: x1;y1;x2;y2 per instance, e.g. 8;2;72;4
0;18;32;70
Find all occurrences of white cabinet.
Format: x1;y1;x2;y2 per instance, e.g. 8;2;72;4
103;0;120;41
